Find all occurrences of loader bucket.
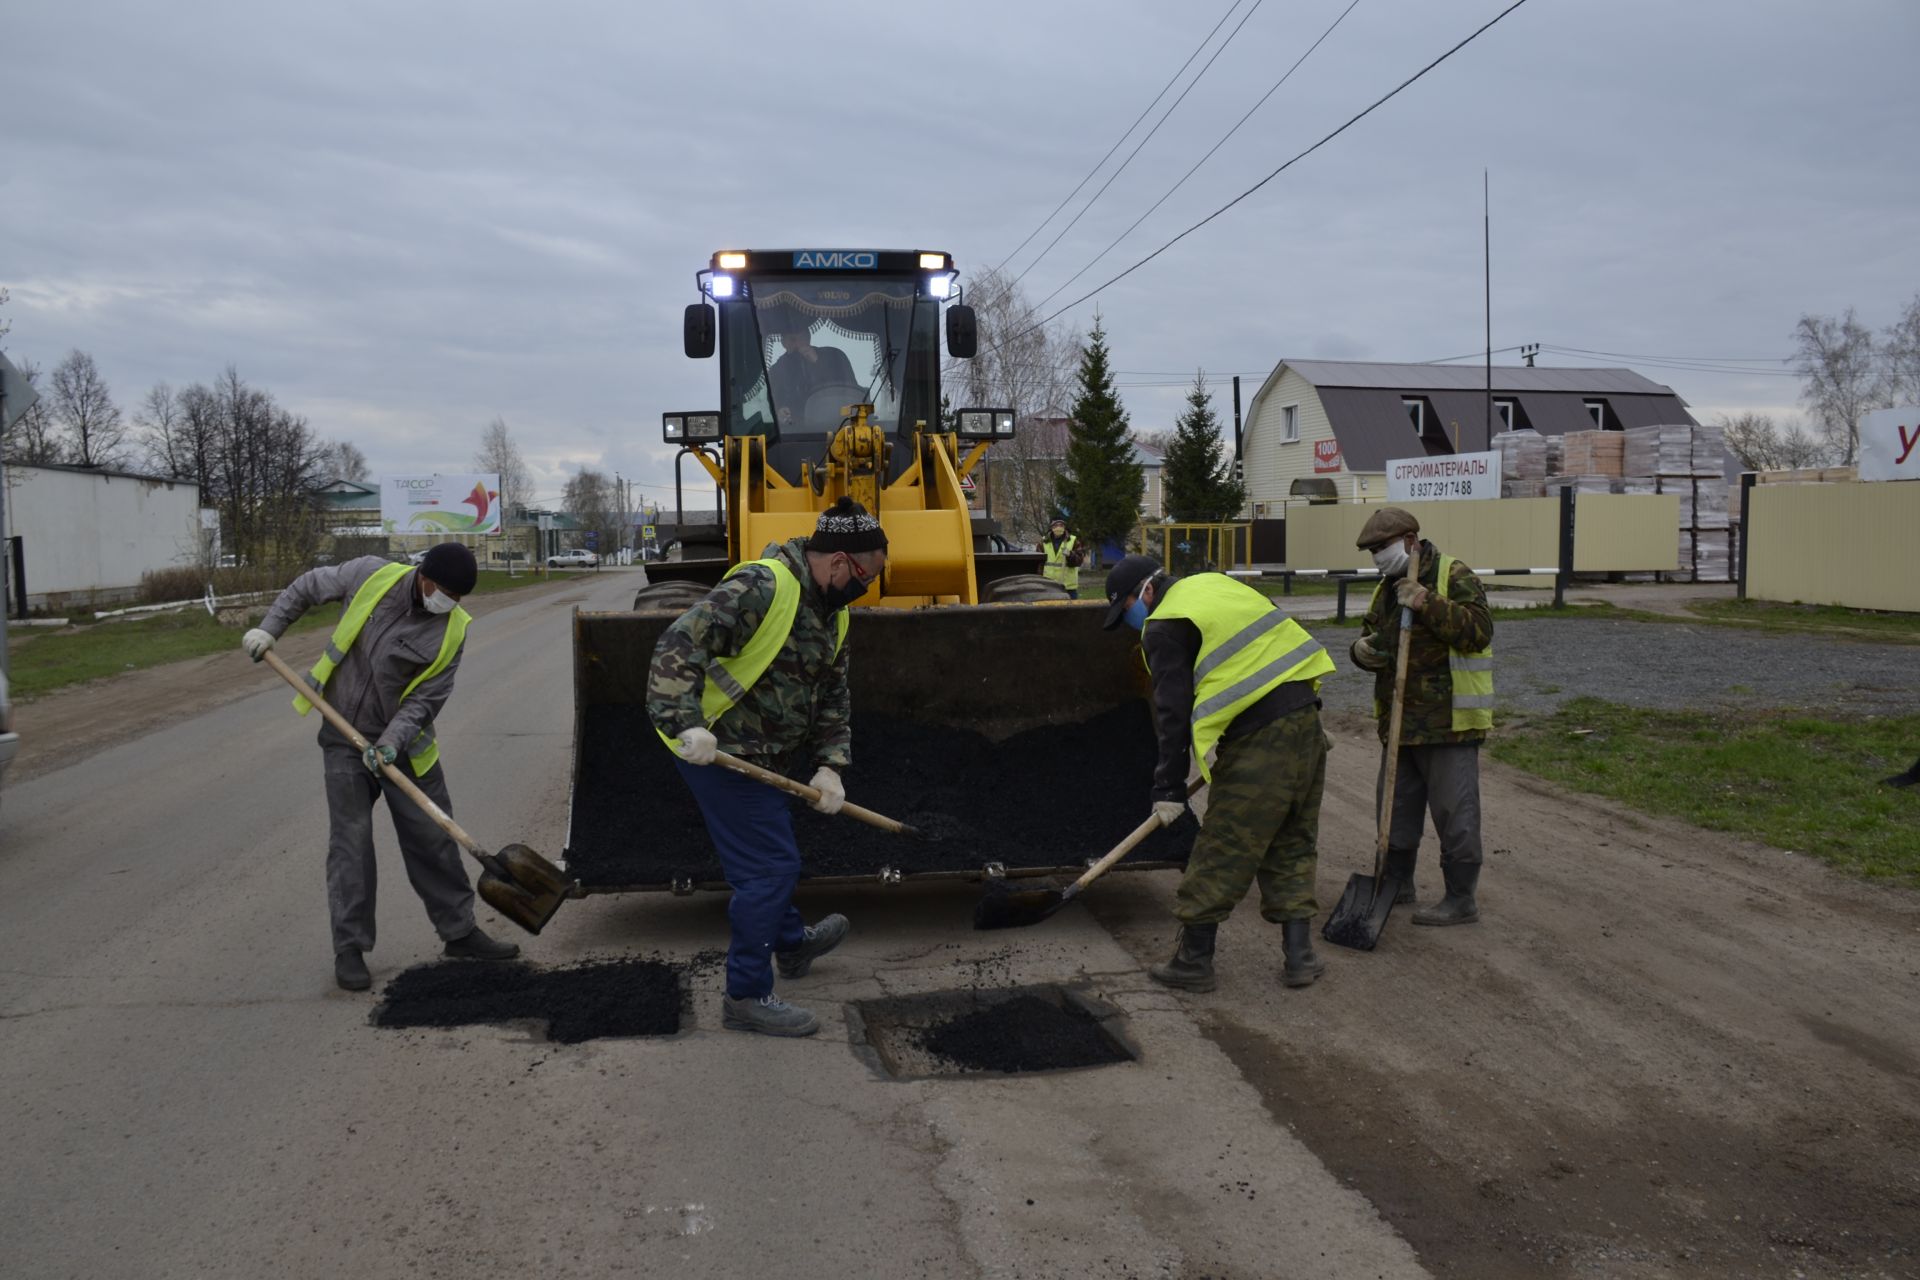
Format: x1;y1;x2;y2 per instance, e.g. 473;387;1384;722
563;600;1198;892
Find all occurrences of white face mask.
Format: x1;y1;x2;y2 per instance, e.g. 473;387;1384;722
422;587;458;615
1372;541;1410;576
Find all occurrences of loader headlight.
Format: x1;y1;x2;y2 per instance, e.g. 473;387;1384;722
956;408;1016;440
716;251;748;270
927;271;955;299
684;412;721;441
918;252;947;270
710;273;736;299
663;413;685;441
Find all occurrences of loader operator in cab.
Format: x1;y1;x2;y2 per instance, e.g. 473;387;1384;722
648;498;888;1037
769;320;859;430
240;542;520;992
1104;554;1336;993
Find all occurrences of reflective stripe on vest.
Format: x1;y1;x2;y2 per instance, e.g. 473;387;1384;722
1042;534;1079;588
1149;573;1334;781
294;563;471;776
1366;553;1495;731
655;558;850;752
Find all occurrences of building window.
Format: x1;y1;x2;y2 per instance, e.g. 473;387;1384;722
1495;399;1516;431
1584;400;1605;428
1281;404;1299;442
1403;398;1425;435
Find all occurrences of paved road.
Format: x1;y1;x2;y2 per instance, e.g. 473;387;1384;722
0;569;1419;1279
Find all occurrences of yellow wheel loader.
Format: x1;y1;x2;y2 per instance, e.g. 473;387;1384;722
566;249;1195;892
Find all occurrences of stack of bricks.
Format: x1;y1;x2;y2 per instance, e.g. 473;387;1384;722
1558;430;1625;478
1628;423;1731;582
1494;429;1547;498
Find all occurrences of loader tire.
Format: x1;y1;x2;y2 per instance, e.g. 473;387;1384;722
986;573;1070;603
631;581;713;612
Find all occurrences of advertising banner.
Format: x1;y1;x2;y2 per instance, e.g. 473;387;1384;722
1858;407;1919;482
380;474;502;535
1385;451;1501;502
1312;439;1343;474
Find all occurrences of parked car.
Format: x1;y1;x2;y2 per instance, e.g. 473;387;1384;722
0;666;18;813
547;549;599;568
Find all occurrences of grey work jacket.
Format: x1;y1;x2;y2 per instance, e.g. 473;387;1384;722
262;556;464;759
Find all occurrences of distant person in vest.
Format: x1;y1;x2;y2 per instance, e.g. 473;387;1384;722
647;498;886;1038
1349;507;1495;926
1039;517;1084;598
240;543;519;992
1103;554;1337;992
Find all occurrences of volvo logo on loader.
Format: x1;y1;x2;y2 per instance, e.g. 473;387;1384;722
793;250;877;269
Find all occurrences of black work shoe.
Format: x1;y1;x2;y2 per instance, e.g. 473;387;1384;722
1148;922;1218;992
444;927;521;960
722;993;819;1037
335;949;371;992
775;913;850;979
1884;763;1920;788
1413;862;1480;926
1384;850;1418;905
1281;918;1327;988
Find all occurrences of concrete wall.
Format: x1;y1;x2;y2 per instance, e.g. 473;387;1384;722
1243;368;1385;511
1747;481;1919;613
5;465;203;606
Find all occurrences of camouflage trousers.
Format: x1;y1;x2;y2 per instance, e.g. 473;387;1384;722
1174;704;1329;926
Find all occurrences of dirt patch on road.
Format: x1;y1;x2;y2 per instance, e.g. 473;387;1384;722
1091;724;1920;1278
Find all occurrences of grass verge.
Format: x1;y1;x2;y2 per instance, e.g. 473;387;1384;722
1686;599;1920;643
1490;696;1920;885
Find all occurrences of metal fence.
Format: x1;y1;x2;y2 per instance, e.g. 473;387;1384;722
1740;477;1918;612
1133;522;1252;575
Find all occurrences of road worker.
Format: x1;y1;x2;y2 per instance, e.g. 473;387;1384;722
1103;553;1337;992
241;543;519;992
1039;517;1084;598
1349;507;1494;926
647;498;885;1037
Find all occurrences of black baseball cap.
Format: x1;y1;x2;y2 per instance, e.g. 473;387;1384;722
1102;554;1162;630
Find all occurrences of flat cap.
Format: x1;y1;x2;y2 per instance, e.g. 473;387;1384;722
1355;506;1420;549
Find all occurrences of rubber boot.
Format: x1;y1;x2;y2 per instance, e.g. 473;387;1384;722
722;992;820;1037
1884;756;1920;788
1148;923;1217;992
775;913;850;979
335;949;371;992
444;926;521;960
1281;918;1326;988
1413;861;1480;926
1384;849;1418;905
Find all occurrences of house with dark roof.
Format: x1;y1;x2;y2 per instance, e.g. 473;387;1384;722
1241;359;1697;512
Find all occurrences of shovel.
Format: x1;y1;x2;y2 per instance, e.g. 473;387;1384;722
1323;544;1419;952
259;649;578;935
711;750;922;837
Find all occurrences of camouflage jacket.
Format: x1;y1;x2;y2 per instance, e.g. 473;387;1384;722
647;537;852;771
1351;540;1493;746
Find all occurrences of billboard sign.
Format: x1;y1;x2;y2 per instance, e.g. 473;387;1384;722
1859;407;1920;482
1313;439;1343;474
1386;451;1501;502
380;474;502;535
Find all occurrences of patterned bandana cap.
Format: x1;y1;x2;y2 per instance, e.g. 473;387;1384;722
809;496;889;554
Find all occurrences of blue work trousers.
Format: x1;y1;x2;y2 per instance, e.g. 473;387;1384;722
675;758;808;999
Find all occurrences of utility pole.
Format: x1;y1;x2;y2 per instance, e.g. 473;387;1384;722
1484;168;1493;453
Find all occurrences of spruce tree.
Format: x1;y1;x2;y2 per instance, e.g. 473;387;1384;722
1053;314;1143;558
1161;370;1246;522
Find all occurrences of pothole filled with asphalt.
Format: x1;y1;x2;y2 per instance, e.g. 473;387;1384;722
373;957;687;1043
847;983;1138;1080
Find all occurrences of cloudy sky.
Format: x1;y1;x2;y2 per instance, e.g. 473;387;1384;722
6;0;1916;508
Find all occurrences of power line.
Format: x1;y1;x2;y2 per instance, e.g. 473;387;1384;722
992;0;1246;275
1006;0;1537;346
1543;343;1793;365
1013;0;1266;285
1422;345;1528;364
1033;0;1364;312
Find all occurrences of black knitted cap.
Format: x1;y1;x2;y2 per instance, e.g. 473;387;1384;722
419;542;478;596
809;497;889;555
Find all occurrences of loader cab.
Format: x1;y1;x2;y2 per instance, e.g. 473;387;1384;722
682;249;973;480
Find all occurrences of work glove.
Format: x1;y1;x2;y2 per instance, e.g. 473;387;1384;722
676;727;718;766
1152;800;1186;828
1393;578;1429;612
1351;635;1389;672
809;766;846;816
362;744;397;775
241;628;275;662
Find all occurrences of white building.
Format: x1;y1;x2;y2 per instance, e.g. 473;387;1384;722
4;463;204;608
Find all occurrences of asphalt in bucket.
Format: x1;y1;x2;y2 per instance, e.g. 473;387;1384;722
374;957;683;1043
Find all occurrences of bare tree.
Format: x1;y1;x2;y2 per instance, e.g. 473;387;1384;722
321;439;370;483
0;285;10;344
1882;292;1920;406
136;382;183;476
1;356;65;464
197;366;328;568
1792;310;1889;465
562;465;620;554
1715;411;1831;472
474;415;532;518
49;349;128;468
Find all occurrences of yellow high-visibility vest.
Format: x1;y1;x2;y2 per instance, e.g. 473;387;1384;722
294;562;471;775
1367;553;1495;731
1041;534;1080;590
1148;573;1334;780
656;557;850;752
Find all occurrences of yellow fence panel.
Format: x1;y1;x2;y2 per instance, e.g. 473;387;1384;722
1570;495;1681;572
1287;498;1557;572
1747;482;1920;613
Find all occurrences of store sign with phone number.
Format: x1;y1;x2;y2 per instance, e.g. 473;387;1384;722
1385;450;1501;502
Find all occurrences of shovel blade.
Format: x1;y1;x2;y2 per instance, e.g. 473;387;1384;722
1321;873;1402;952
973;883;1067;931
478;870;567;936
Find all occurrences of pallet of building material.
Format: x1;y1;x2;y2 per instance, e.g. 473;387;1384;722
1545;474;1614;496
1501;479;1545;499
1615;478;1657;496
1623;425;1664;476
1494;428;1547;485
1693;479;1729;530
1668;531;1695;583
1560;430;1625;477
1691;422;1727;477
1693;530;1731;583
1544;436;1564;476
1640;423;1696;476
1658;474;1694;527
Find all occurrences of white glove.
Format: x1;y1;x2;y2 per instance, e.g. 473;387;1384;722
1152;800;1186;827
677;727;718;766
242;628;275;661
809;766;846;815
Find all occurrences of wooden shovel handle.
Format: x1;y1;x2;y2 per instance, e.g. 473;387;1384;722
1375;544;1420;875
710;750;919;837
260;648;491;864
1070;811;1170;894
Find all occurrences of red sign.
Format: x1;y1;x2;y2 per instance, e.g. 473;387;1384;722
1313;439;1343;474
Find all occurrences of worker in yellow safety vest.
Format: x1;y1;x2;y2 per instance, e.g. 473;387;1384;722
1102;554;1337;992
241;543;520;992
1039;517;1084;597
